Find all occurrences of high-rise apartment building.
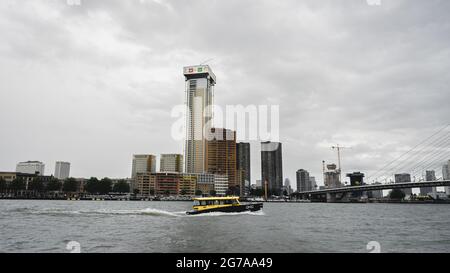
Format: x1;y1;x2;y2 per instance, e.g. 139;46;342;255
206;128;237;189
296;169;310;192
54;161;70;179
284;178;293;195
443;160;450;180
261;141;283;195
394;173;412;196
184;65;216;174
236;142;251;190
442;160;450;195
160;154;183;173
420;170;436;195
131;155;156;178
309;177;317;191
16;161;45;175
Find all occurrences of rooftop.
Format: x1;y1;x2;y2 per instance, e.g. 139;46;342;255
193;196;240;201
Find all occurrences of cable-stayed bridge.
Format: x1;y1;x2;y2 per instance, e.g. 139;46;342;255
297;124;450;202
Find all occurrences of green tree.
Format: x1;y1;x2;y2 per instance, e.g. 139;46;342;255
149;189;155;196
209;190;217;197
0;177;7;192
180;189;187;196
112;180;130;193
63;178;78;193
227;186;240;196
46;178;62;192
98;178;112;194
252;188;264;197
28;177;45;192
10;178;26;192
85;177;100;194
133;189;140;195
389;189;406;200
195;190;203;196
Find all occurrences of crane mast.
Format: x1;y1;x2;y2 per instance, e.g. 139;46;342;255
331;144;351;184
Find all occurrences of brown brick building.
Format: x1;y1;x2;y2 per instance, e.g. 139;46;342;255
206;128;237;189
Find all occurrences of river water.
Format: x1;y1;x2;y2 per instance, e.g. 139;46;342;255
0;200;449;253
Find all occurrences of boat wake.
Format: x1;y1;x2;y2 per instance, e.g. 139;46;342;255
19;207;265;217
17;207;184;217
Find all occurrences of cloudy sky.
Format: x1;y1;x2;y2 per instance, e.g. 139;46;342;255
1;0;449;189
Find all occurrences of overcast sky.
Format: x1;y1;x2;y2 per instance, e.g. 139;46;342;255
1;0;449;189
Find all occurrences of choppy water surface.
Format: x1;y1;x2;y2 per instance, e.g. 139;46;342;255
0;200;449;253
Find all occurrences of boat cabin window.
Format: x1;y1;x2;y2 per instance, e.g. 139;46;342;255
222;199;238;205
194;199;238;206
196;200;215;206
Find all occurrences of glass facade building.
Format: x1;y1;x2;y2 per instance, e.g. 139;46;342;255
261;141;283;195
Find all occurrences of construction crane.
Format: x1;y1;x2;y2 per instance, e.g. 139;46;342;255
331;144;351;183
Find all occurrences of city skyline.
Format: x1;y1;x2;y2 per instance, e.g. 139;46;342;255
1;1;450;190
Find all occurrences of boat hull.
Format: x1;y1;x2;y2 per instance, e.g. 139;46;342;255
186;203;263;215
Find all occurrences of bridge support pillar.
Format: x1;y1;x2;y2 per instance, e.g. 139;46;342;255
326;193;337;203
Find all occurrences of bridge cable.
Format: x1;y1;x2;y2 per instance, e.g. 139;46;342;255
366;123;450;182
369;129;450;182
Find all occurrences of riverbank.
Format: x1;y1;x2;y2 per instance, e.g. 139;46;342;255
1;196;450;204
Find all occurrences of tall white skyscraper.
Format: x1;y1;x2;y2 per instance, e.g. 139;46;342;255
54;161;70;179
184;65;216;174
16;161;45;175
131;155;156;178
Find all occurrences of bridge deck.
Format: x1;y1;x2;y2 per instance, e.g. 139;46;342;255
298;180;450;195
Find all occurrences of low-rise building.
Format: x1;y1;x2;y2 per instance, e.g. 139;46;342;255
136;173;156;196
0;172;18;183
196;173;215;196
179;174;197;196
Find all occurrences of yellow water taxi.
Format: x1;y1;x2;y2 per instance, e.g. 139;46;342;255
186;196;263;215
